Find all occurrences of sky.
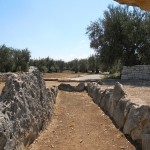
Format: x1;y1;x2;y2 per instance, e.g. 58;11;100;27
0;0;119;61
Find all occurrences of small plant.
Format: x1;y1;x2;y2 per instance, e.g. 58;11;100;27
103;72;121;79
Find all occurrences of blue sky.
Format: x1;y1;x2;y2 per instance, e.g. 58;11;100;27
0;0;119;61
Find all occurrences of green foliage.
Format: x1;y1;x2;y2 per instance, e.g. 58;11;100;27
86;5;150;72
88;54;100;73
40;66;48;73
79;59;88;73
88;55;96;72
66;59;79;73
29;58;65;73
0;45;30;72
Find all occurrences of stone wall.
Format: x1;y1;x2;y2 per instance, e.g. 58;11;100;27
87;82;150;150
121;65;150;80
0;67;58;150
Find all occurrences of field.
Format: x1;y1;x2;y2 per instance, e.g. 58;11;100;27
0;72;150;105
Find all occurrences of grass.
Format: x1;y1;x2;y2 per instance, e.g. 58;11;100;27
102;72;121;79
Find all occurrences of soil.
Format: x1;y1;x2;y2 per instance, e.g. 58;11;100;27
28;89;136;150
0;72;149;149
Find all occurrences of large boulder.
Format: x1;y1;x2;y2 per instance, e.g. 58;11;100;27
109;82;126;116
100;88;113;112
87;82;98;98
112;98;135;129
123;105;150;144
0;67;57;150
58;83;75;92
75;82;85;92
58;83;85;92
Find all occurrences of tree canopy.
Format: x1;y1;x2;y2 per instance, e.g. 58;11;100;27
86;5;150;72
0;45;30;72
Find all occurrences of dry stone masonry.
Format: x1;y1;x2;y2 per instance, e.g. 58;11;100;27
121;65;150;80
0;67;58;150
87;82;150;150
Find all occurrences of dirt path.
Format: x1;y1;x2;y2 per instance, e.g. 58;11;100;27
28;90;136;150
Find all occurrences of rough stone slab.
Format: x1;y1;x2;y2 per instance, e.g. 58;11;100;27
123;105;150;142
0;67;58;150
113;99;135;129
58;83;85;92
87;81;150;149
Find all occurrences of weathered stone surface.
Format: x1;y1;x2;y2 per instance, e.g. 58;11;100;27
100;88;113;112
48;86;58;104
121;65;150;80
87;81;150;149
93;86;102;105
115;0;150;11
58;83;75;92
123;105;150;143
113;99;135;129
87;82;98;98
109;82;126;116
58;83;85;92
0;67;58;150
75;82;85;92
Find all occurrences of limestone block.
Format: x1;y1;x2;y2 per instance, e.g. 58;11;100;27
109;82;126;116
113;99;135;129
100;88;113;113
87;82;93;97
123;105;150;143
93;86;102;105
0;67;57;150
98;90;105;106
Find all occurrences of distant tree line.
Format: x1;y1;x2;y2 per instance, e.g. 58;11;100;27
0;45;30;72
30;55;101;73
86;5;150;73
0;44;101;73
